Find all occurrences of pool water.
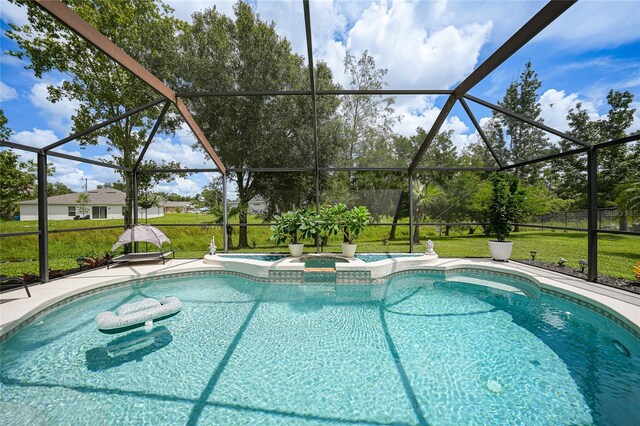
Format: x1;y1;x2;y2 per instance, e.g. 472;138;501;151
303;257;348;268
1;273;638;425
218;253;422;263
355;253;422;262
219;254;287;262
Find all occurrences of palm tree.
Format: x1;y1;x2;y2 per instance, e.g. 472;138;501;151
615;173;640;231
412;181;445;243
212;203;247;249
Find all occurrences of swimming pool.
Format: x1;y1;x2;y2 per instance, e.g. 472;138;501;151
1;271;638;425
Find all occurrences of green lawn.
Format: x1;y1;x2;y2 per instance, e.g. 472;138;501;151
1;214;638;280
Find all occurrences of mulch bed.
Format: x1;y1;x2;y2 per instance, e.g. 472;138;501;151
519;260;640;295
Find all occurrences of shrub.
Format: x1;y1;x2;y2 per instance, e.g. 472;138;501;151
488;172;524;242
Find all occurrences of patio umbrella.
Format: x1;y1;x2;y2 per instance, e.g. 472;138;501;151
112;225;171;252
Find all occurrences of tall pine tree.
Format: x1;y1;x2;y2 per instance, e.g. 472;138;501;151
488;61;552;184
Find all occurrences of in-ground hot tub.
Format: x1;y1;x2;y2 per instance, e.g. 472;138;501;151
204;252;439;282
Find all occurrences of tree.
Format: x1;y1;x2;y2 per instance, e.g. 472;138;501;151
384;129;429;239
340;50;399;168
432;171;483;236
411;181;444;242
420;130;458;169
0;150;36;219
138;192;160;223
615;173;640;218
469;181;493;235
460;121;507;169
0;109;12;140
550;90;636;228
212;203;246;249
46;182;74;197
179;2;340;248
157;192;192;202
7;0;184;230
97;182;127;192
595;91;636;219
547;104;589;207
198;181;222;213
76;192;90;218
489;61;552;183
487;172;525;242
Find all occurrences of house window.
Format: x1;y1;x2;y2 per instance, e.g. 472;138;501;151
122;206;126;216
92;206;107;219
68;206;76;217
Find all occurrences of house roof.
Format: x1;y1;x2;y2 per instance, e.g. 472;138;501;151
18;188;127;206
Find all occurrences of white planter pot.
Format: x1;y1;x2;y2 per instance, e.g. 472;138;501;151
288;243;304;257
341;243;357;257
488;241;513;261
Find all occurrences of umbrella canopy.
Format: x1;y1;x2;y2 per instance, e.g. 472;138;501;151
112;225;170;252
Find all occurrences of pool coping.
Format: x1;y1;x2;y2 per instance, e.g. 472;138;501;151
1;257;639;342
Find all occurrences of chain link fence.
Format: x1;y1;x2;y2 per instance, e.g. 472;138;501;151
526;208;640;232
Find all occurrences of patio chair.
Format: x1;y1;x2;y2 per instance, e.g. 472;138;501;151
0;276;31;297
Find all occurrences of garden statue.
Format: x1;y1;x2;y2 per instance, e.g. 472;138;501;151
209;236;217;255
425;240;435;255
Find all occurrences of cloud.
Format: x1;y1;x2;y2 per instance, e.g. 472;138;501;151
9;124;215;195
539;89;601;136
162;1;493;91
0;81;18;102
10;127;123;190
48;159;103;192
28;82;80;134
307;0;493;90
0;0;29;26
393;97;440;137
12;127;58;148
0;54;28;69
393;101;474;152
153;176;202;196
143;124;216;169
536;1;640;51
255;1;307;59
429;0;543;46
164;0;235;22
347;3;492;89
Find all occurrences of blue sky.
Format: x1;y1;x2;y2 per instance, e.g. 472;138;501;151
1;0;639;195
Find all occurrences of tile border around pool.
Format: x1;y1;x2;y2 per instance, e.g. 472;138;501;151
1;264;638;343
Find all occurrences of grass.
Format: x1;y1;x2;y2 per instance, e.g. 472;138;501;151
1;214;638;280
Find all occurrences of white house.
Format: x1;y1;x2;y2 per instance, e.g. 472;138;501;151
228;195;267;214
17;188;165;221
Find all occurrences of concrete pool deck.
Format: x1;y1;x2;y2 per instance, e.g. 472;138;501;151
1;257;639;340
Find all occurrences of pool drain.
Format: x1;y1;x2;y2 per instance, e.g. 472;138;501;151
486;379;504;394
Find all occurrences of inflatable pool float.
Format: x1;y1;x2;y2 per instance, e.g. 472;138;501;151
96;297;182;333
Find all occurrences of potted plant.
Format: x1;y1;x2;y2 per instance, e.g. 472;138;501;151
487;172;523;261
299;208;320;243
317;204;342;251
340;205;372;257
269;210;310;257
